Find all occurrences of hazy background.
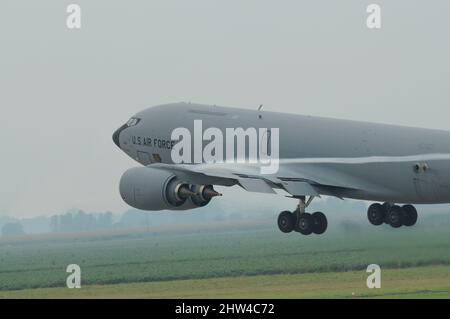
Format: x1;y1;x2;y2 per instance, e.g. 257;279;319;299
1;0;449;217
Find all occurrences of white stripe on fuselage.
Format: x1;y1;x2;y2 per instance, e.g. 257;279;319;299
182;153;450;167
279;153;450;165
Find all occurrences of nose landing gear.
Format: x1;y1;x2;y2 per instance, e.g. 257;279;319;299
277;196;328;235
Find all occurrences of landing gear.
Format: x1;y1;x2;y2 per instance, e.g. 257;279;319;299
277;196;328;235
277;211;295;233
311;212;328;234
367;203;386;225
402;204;418;226
386;205;404;228
367;202;418;228
296;213;313;235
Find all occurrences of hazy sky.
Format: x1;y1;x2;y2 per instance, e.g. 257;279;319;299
1;1;450;217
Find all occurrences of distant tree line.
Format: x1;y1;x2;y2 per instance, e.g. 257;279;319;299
1;222;25;237
50;210;113;233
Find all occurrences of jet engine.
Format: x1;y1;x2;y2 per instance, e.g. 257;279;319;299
119;167;220;210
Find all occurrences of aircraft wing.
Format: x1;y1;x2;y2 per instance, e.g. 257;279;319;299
148;159;381;198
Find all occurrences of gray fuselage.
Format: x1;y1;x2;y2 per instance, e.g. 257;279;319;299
115;102;450;204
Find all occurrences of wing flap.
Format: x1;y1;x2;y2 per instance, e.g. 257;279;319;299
238;178;277;194
281;181;319;196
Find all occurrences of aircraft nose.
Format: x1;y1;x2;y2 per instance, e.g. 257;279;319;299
112;124;127;148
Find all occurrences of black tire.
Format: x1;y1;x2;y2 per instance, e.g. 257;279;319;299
297;213;313;235
382;203;391;224
387;205;404;228
311;212;328;234
277;211;295;233
402;205;418;226
367;203;386;226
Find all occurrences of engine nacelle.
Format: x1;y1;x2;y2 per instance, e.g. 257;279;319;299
119;167;194;210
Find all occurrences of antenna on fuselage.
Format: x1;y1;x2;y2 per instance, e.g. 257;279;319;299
258;104;263;119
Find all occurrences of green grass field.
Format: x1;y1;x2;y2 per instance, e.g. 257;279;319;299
1;266;449;298
1;220;450;298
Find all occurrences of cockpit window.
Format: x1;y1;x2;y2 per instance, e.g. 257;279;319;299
126;117;141;127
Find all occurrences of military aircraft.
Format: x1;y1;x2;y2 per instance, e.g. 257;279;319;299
113;102;450;235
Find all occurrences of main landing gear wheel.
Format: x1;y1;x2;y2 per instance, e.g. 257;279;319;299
402;204;418;226
277;211;295;233
311;212;328;234
386;205;404;228
367;203;386;226
296;213;313;235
